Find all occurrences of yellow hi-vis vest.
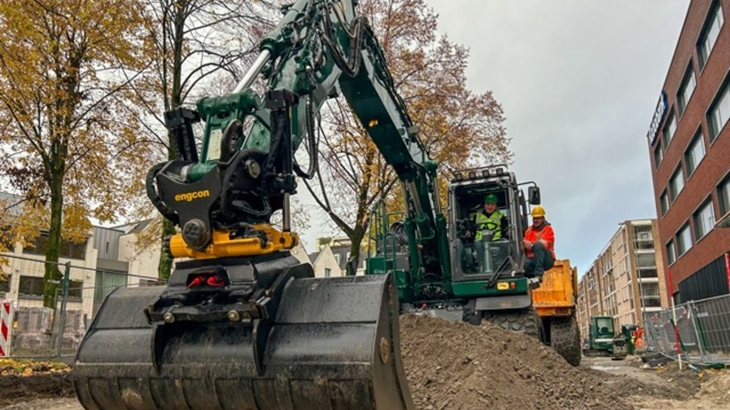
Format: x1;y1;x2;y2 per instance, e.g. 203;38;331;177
475;211;503;241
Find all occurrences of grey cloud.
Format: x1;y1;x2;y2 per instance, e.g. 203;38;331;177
427;0;689;273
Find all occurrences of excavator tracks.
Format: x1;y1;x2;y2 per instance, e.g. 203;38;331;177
73;256;413;410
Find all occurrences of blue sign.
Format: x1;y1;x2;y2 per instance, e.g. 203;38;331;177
647;91;668;144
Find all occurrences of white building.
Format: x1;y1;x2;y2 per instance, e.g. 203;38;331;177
0;221;161;319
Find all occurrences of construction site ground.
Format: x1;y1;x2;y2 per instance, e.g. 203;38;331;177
2;314;729;410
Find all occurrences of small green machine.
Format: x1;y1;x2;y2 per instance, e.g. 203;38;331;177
583;316;628;359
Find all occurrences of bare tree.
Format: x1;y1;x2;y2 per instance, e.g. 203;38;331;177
302;0;510;271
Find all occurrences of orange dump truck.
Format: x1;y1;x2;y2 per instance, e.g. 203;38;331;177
532;259;581;366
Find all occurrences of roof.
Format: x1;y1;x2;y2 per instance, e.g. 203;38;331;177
308;251;320;264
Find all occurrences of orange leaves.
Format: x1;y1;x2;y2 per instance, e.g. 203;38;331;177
0;0;154;271
309;0;510;252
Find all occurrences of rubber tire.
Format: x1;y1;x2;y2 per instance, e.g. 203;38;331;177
550;316;582;366
483;307;542;341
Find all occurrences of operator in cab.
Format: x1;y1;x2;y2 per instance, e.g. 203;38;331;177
523;205;555;277
472;193;507;242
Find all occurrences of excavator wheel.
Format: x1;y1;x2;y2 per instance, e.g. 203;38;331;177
549;316;582;366
482;306;543;341
73;256;414;410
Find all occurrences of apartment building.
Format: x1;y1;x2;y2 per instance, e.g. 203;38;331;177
647;0;730;303
576;220;667;339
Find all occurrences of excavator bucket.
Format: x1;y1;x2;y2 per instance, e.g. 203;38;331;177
73;265;413;410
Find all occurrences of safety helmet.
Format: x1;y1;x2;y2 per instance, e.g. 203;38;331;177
531;206;546;217
484;193;498;204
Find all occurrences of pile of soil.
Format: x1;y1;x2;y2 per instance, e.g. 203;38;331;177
695;371;730;404
399;314;696;410
0;373;74;407
0;359;73;406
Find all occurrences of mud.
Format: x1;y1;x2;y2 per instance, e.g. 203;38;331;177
399;314;701;410
0;373;74;407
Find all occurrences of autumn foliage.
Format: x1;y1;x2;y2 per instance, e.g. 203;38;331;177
0;0;153;306
304;0;510;265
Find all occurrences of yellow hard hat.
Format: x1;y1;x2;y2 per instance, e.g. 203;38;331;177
531;206;546;218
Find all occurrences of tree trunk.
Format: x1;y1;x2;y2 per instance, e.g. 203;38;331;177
346;226;367;276
43;173;64;308
156;1;186;279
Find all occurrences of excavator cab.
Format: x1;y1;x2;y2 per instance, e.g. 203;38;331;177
455;187;511;276
450;165;533;283
367;164;545;335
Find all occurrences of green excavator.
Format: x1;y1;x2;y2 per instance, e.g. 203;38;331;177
73;0;543;408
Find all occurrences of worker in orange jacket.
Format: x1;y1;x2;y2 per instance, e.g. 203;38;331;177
523;205;555;278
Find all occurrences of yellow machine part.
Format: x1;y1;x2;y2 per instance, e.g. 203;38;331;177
169;224;298;259
532;259;577;318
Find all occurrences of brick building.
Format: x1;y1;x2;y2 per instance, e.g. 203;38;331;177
576;220;667;339
647;0;730;303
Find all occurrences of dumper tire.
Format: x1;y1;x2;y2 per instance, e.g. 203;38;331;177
483;307;542;341
550;316;581;366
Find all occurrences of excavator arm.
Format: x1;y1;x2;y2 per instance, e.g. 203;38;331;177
71;1;439;408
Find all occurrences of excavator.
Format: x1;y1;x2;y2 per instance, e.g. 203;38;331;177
73;0;543;408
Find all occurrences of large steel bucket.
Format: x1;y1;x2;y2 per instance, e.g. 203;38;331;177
73;272;413;409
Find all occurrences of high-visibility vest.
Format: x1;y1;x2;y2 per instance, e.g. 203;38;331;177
475;211;503;241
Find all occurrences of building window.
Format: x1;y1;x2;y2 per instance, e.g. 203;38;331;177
68;280;84;300
653;144;663;169
638;268;658;279
698;1;724;68
678;65;696;115
635;253;657;268
663;113;677;148
659;191;669;216
676;223;693;256
669;166;685;202
0;275;10;296
708;78;730;142
23;232;87;259
684;130;706;177
324;268;331;278
693;199;716;240
640;282;661;308
719;175;730;216
634;226;654;250
18;276;45;298
666;240;676;265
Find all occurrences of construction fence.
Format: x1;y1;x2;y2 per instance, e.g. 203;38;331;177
643;293;730;367
0;253;165;359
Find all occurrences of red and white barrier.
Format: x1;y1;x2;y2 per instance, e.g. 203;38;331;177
0;300;14;357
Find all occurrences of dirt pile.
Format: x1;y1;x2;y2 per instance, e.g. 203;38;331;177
0;359;73;406
398;314;689;410
0;373;74;407
693;370;730;404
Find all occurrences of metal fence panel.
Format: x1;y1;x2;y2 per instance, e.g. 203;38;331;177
643;294;730;366
0;253;166;358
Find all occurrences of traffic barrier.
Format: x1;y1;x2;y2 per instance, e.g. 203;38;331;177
0;300;14;357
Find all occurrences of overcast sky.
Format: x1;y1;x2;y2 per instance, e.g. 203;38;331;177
301;1;690;274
